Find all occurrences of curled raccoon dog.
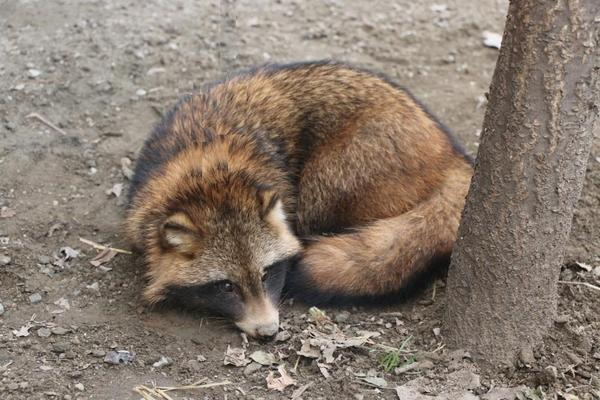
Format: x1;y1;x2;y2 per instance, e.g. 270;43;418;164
124;61;474;338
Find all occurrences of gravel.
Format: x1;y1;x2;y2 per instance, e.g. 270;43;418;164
29;293;42;304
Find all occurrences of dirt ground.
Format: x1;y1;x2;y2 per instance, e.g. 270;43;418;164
1;0;599;399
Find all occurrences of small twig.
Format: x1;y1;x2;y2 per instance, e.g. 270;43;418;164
293;355;301;373
559;280;600;292
133;379;231;399
79;237;132;255
26;113;68;135
355;380;396;390
0;360;13;372
133;386;157;400
432;343;446;353
155;389;174;400
431;281;437;302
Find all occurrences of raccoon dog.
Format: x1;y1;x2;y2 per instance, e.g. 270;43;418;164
125;61;473;338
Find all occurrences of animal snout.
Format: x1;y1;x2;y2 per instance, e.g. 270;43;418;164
255;321;279;338
235;299;280;338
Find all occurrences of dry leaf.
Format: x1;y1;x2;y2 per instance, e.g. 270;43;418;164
275;330;291;342
481;386;528;400
574;261;593;272
54;297;71;310
90;248;118;267
12;325;31;337
361;376;388;388
395;385;430;400
297;340;320;359
59;247;80;260
224;345;250;367
322;343;337;364
250;350;276;366
266;365;296;392
308;306;330;324
317;362;331;379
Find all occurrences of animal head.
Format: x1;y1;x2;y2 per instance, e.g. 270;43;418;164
126;141;300;338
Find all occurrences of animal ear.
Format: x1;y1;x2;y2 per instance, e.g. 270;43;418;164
257;189;280;219
160;212;200;255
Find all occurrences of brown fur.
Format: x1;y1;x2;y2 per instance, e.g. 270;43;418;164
125;61;473;313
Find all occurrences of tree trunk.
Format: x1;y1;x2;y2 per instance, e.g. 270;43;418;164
443;0;599;369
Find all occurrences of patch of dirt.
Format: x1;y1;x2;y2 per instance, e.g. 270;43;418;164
0;0;598;399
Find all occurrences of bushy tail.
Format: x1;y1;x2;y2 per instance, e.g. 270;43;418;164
287;166;472;305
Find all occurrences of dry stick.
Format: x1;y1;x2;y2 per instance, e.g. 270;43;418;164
133;387;157;400
158;380;230;391
558;280;600;292
133;379;231;399
26;113;68;135
79;237;132;255
155;389;174;400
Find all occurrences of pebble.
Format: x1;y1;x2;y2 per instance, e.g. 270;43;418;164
91;349;106;357
555;314;570;324
86;282;100;293
0;255;11;265
519;346;535;366
52;342;70;353
593;266;600;278
566;351;583;365
74;383;84;391
418;360;435;370
27;68;41;78
186;359;202;372
64;350;77;359
37;255;51;264
69;371;83;379
544;365;558;382
8;382;18;390
0;303;4;316
51;327;69;335
29;293;42;304
136;88;147;97
243;362;263;376
104;350;135;364
37;327;52;338
152;356;172;368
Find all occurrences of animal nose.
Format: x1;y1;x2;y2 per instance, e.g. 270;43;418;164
256;321;279;338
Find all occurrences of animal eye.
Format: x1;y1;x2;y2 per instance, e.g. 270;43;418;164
218;280;235;293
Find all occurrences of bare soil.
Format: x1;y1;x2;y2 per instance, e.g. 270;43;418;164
0;1;598;399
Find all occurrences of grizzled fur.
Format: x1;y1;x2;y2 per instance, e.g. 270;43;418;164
124;61;473;335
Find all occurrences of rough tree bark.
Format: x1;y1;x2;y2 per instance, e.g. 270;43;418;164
444;0;599;368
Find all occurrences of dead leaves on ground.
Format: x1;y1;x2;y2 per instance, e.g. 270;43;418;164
266;365;297;392
220;306;400;396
